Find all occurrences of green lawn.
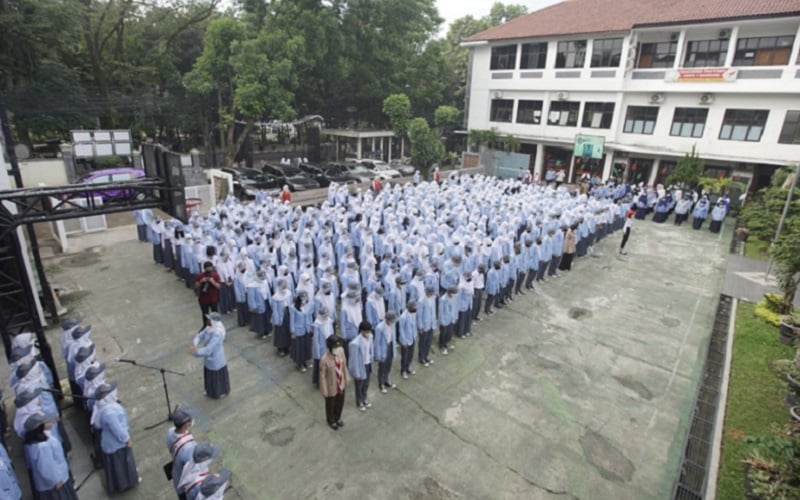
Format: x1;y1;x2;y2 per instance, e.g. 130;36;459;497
744;238;771;261
716;302;795;499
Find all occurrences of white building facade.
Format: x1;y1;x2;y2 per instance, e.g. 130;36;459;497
463;0;800;190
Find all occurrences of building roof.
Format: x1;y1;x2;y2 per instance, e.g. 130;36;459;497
465;0;800;42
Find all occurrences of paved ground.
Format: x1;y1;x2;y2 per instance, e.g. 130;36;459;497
4;215;733;500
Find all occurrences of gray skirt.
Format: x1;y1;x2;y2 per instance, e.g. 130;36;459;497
204;365;230;398
102;445;139;494
37;477;78;500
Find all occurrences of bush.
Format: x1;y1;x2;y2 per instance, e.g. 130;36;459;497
755;298;783;327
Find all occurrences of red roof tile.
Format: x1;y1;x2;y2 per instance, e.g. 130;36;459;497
465;0;800;42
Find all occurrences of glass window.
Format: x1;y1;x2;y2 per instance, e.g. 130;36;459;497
89;175;111;184
490;44;518;70
719;109;769;142
637;41;678;68
555;40;587;68
591;38;623;67
581;102;615;129
733;36;794;66
778;110;800;145
547;101;580;126
490;99;514;123
683;39;729;67
113;173;133;181
670;108;708;138
520;42;548;69
516;100;543;124
623;106;659;135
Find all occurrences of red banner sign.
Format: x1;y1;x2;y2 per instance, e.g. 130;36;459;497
666;68;738;82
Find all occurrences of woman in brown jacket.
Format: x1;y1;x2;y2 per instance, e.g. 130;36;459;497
558;224;578;271
319;335;349;430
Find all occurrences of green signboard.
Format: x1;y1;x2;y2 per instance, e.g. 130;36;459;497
573;134;605;159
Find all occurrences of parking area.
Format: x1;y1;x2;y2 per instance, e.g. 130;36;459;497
5;216;731;499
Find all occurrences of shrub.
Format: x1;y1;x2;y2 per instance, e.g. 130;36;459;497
755;298;783;327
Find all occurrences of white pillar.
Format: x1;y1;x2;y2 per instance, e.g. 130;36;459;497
724;27;739;67
388;137;393;162
534;143;544;178
602;151;614;181
400;138;405;158
356;137;362;159
649;158;660;186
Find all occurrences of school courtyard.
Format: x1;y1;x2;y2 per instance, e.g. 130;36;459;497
19;216;731;499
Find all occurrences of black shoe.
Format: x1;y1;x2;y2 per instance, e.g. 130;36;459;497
329;422;339;430
336;420;344;427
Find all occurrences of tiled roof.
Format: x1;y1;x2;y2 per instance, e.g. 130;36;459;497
465;0;800;42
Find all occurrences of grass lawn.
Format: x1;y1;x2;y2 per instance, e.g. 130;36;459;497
715;301;795;499
744;238;770;261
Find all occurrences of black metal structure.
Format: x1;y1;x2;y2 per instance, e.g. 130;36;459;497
0;140;187;392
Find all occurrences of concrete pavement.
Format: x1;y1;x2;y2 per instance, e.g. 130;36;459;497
5;215;732;499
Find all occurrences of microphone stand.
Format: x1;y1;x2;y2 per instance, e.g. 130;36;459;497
117;359;185;430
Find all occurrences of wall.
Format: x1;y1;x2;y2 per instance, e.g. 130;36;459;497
15;159;69;188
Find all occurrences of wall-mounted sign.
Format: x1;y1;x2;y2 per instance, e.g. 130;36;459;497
665;68;738;83
573;134;605;159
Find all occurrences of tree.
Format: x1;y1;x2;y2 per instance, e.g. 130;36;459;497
665;145;704;189
383;94;412;139
772;225;800;313
408;117;444;175
434;105;461;151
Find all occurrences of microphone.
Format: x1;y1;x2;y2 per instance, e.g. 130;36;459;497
117;358;136;365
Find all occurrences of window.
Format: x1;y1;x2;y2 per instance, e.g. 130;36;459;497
490;44;518;70
733;36;794;66
490;99;514;122
555;40;587;68
520;42;548;69
591;38;623;67
719;109;769;142
113;173;133;181
778;110;800;144
547;101;580;126
637;41;678;68
516;100;543;124
623;106;659;134
683;39;729;67
670;108;708;138
582;102;615;129
89;175;111;184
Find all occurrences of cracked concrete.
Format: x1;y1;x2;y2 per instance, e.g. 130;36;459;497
1;217;730;499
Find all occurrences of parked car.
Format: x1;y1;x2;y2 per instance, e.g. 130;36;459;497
72;167;146;202
358;159;402;180
221;167;281;200
262;163;320;191
389;160;416;176
334;161;375;183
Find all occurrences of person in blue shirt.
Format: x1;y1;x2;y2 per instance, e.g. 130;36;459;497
340;289;363;362
166;407;197;499
0;440;21;500
416;286;437;366
290;291;313;372
233;264;249;327
484;261;500;316
709;201;727;234
399;301;418;379
133;209;148;242
692;196;710;230
348;322;374;411
23;412;77;499
311;307;334;387
271;278;293;357
190;314;230;399
674;194;693;226
438;287;458;355
92;382;140;494
374;312;397;393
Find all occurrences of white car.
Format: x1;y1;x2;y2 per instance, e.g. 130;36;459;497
359;159;403;180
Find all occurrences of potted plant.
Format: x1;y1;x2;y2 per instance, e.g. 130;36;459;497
742;423;800;499
779;313;800;346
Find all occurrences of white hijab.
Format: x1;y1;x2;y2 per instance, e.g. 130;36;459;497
178;458;211;491
341;296;362;324
90;389;118;429
14;397;42;438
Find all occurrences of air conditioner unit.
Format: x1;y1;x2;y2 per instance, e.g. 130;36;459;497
649;93;665;104
556;91;569;101
699;93;714;105
718;29;730;39
492;91;504;99
669;32;680;42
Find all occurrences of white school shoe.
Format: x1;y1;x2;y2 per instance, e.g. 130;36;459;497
402;373;408;380
381;387;388;394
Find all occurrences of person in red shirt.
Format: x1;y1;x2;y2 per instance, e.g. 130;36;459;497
371;177;381;192
195;261;221;329
433;166;441;184
281;185;291;203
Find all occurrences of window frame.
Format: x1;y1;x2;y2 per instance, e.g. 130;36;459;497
520;42;548;70
670;107;709;138
581;102;615;129
590;38;623;68
733;35;795;66
547;101;581;127
490;44;518;70
489;99;514;123
718;109;769;142
683;39;730;68
555;40;587;68
778;110;800;145
636;41;678;68
516;100;544;125
623;106;659;135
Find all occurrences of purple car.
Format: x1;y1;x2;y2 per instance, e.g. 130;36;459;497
73;167;146;201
